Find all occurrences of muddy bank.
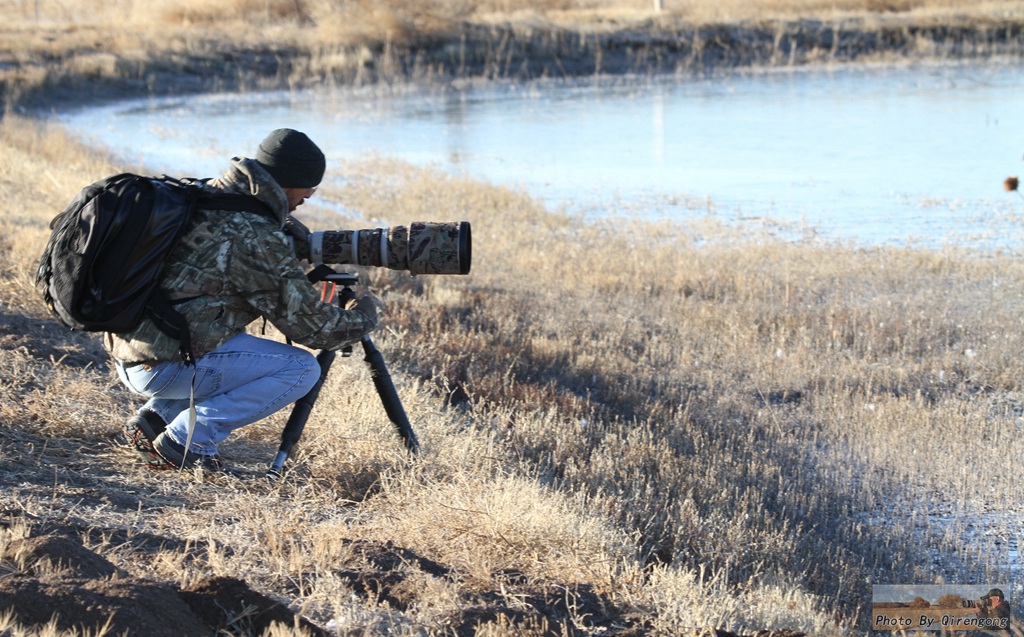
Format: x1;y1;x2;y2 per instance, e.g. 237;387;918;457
402;18;1024;77
0;513;654;636
6;16;1024;113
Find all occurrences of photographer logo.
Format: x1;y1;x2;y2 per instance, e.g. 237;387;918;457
872;585;1011;631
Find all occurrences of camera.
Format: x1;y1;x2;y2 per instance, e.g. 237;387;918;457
962;599;990;610
309;221;471;275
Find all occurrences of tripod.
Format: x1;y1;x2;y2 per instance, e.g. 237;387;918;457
268;268;420;479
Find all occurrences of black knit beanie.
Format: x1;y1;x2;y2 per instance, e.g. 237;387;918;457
255;128;326;189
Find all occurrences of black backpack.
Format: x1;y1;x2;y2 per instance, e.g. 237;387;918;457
36;173;275;364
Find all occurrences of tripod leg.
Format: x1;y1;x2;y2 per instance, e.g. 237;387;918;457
268;349;336;478
361;336;420;454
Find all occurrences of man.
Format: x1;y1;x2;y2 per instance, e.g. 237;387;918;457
974;589;1011;628
959;588;1012;634
112;128;381;471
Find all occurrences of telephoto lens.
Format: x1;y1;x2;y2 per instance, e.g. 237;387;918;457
309;221;470;275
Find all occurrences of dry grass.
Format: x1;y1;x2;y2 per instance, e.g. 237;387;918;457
334;155;1024;588
2;1;1024;635
3;102;1024;634
5;0;1024;29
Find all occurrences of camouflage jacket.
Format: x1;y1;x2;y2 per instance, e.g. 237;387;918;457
105;158;377;364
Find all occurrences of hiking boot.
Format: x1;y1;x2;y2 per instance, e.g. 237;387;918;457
152;431;223;472
121;410;167;467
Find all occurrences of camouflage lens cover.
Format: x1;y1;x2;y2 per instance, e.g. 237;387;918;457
312;221;470;275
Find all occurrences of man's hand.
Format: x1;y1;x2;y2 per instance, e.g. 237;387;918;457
284;215;312;261
347;294;384;326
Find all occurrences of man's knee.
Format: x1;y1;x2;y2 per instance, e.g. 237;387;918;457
288;349;321;395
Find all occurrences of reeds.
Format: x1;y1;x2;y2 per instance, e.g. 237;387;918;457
5;0;1024;111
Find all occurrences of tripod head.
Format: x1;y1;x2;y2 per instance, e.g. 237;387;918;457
322;272;358;287
319;271;358;357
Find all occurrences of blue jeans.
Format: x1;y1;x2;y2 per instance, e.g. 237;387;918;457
116;333;320;456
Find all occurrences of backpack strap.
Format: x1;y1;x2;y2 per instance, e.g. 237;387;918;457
146;291;196;366
162;175;278;221
195;193;277;221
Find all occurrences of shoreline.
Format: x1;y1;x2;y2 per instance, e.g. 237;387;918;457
5;16;1024;116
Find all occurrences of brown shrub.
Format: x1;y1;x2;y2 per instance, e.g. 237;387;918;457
937;593;964;608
